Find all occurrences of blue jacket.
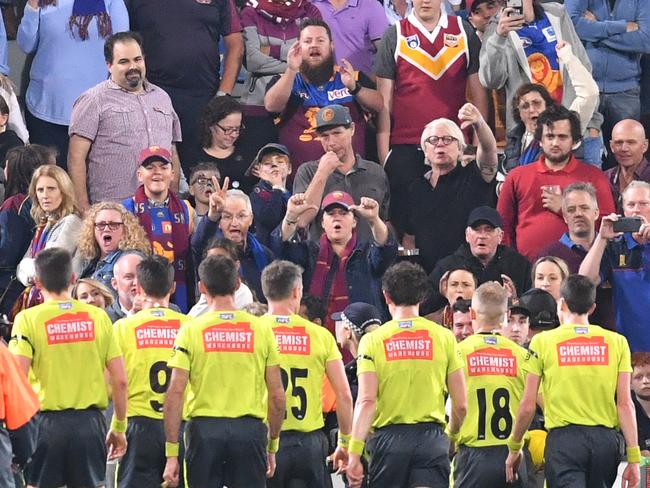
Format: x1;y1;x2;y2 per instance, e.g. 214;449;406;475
80;250;125;297
271;230;398;320
250;180;291;248
565;0;650;92
0;199;32;315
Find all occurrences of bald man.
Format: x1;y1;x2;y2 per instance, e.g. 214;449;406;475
606;119;650;210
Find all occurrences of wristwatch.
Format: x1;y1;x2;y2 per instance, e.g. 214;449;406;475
349;82;362;96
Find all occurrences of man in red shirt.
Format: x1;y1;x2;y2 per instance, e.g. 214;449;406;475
497;105;615;260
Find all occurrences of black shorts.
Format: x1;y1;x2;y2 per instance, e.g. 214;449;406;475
267;430;328;488
116;416;185;488
453;444;527;488
366;422;449;488
544;425;621;488
185;416;267;488
25;409;107;488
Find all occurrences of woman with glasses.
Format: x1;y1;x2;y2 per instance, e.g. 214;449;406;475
77;202;151;291
197;95;257;194
14;165;83;310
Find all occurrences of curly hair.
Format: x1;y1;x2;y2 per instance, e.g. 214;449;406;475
77;202;151;260
28;165;79;223
199;95;242;148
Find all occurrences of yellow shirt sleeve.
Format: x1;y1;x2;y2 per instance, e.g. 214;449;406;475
8;311;34;359
617;334;632;373
447;333;464;375
323;329;342;363
356;333;376;375
265;325;281;367
169;323;192;371
103;314;122;363
523;335;544;378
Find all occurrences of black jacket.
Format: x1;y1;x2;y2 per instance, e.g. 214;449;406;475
425;243;532;313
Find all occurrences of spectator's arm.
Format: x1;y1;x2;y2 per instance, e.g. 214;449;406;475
557;42;599;133
353;73;383;114
264;43;301;113
597;1;650;54
171;144;181;192
467;73;489;124
299;163;329;229
578;231;608;285
219;32;244;94
564;0;627;42
68;135;93;213
16;1;40;54
496;173;517;248
478;20;510;90
376;77;393;166
242;24;287;74
251;184;288;230
367;231;398;277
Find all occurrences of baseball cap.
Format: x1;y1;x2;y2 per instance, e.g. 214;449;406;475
512;288;559;330
315;104;352;131
321;191;354;212
139;146;172;166
467;206;502;228
245;143;290;176
332;302;382;337
466;0;493;13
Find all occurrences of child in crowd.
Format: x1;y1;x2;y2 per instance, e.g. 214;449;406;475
187;162;220;218
123;146;195;313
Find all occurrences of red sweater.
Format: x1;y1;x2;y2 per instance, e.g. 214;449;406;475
497;156;616;260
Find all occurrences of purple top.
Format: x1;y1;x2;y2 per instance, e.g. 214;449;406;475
69;79;182;204
313;0;389;75
605;158;650;212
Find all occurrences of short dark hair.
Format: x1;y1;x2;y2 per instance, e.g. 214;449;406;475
447;265;479;288
261;261;303;301
204;237;241;261
299;18;332;41
104;31;143;64
199;255;238;297
300;295;327;323
512;83;555;125
382;261;429;306
35;248;73;294
189;162;220;185
4;145;53;198
199;96;242;148
137;255;174;298
452;299;472;314
560;274;595;315
534;105;582;144
0;94;9;117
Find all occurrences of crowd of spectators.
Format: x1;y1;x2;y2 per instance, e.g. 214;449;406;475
0;0;650;484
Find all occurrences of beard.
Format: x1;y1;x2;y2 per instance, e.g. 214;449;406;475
300;53;335;86
543;148;572;165
125;69;143;89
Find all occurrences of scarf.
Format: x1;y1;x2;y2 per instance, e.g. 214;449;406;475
246;232;272;272
39;0;112;40
310;232;357;337
133;186;190;297
520;138;541;166
247;0;303;24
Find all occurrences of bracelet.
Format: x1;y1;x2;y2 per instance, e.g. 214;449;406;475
284;218;297;226
268;437;280;453
348;438;365;456
338;432;351;449
507;437;524;453
627;446;641;463
165;441;180;457
349;81;362;96
110;416;127;433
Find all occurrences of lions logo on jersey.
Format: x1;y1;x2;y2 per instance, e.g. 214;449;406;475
406;34;420;49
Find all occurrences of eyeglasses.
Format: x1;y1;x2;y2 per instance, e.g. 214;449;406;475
424;135;458;147
191;177;215;187
221;212;250;222
94;221;124;231
518;100;545;111
215;123;245;135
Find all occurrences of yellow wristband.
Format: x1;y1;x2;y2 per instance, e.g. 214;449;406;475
627;446;641;463
110;417;127;433
338;433;351;448
507;437;524;453
268;437;280;453
348;438;365;456
165;442;179;457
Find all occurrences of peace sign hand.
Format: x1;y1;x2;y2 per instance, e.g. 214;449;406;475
207;176;230;222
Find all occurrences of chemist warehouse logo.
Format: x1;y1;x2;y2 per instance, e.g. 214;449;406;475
556;336;609;366
135;319;180;349
203;322;254;353
273;326;310;355
384;329;433;361
45;312;95;345
467;347;517;377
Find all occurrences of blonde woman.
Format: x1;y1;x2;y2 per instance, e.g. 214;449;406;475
532;255;570;301
78;202;150;290
72;278;114;309
15;165;82;308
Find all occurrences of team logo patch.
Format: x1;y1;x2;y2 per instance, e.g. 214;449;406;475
574;327;589;335
203;322;254;353
219;313;234;320
162;221;173;234
557;336;609;366
467;347;517;377
484;336;498;345
444;33;460;48
398;320;413;328
135;319;180;349
384;330;433;361
59;301;72;310
520;37;532;49
276;316;290;324
273;326;311;355
321;108;335;122
151;310;164;317
46;312;95;345
405;34;420;49
542;26;556;42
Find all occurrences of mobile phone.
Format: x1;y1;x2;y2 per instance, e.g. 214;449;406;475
506;0;523;16
612;216;643;233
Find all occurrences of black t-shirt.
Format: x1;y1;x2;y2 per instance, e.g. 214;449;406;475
0;130;23;166
633;393;650;452
199;147;258;195
406;161;496;273
127;0;240;93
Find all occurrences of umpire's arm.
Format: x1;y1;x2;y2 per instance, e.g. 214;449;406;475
265;365;286;440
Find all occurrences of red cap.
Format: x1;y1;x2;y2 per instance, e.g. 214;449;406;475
321;191;355;211
139;146;172;166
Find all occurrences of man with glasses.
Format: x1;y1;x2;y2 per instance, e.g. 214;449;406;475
402;102;498;274
498;105;615;261
293;104;390;242
580;180;650;352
